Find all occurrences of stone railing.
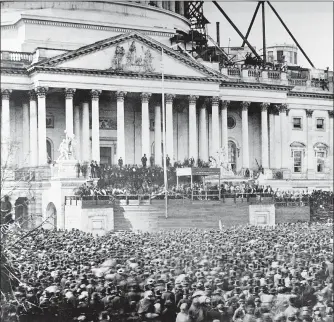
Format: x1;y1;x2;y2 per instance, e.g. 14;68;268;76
1;51;33;62
227;67;241;76
268;70;281;79
288;79;308;86
248;69;261;78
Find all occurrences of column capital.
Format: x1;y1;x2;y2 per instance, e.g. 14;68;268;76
116;91;127;102
188;95;198;104
305;109;314;118
165;93;175;103
1;89;12;100
329;110;334;118
278;104;288;113
260;102;270;111
65;88;76;99
35;86;48;98
28;90;37;101
241;101;251;111
140;92;152;103
90;89;102;101
211;96;220;105
221;100;230;110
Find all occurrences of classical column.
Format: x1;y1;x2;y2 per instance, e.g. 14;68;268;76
165;94;175;161
117;91;127;163
90;90;101;163
279;104;289;170
220;100;229;162
188;95;198;161
329;111;334;176
29;90;38;166
268;107;276;169
74;105;81;160
157;1;163;8
154;102;162;166
81;102;90;162
170;0;175;12
199;100;208;162
1;89;12;168
274;106;282;169
241;101;250;169
211;96;220;157
36;86;48;165
22;97;30;165
306;109;314;178
260;103;270;170
65;88;76;136
179;1;185;15
141;92;151;160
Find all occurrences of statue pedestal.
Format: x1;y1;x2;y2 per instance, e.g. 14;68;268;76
53;160;79;179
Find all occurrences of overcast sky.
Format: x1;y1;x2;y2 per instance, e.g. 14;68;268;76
203;1;333;70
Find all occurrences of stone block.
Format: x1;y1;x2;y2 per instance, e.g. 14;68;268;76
249;204;275;226
282;169;291;179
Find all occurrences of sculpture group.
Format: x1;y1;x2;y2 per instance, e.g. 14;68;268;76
57;131;76;162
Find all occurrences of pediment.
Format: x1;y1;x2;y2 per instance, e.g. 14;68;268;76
36;32;221;79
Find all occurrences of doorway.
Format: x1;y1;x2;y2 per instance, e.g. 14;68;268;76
100;147;112;165
228;140;237;172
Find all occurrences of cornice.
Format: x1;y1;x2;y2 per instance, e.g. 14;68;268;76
1;67;28;75
26;66;220;83
287;91;334;99
220;81;292;92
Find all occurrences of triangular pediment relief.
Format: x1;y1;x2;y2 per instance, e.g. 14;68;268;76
34;32;222;79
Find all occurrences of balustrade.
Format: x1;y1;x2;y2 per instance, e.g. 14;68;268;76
268;71;281;79
288;79;307;86
227;68;241;76
248;69;261;78
1;51;33;62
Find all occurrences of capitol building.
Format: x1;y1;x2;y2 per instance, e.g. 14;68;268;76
1;1;333;228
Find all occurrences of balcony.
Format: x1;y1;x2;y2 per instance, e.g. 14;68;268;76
1;51;33;67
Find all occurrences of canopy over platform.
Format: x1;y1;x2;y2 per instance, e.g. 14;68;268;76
176;167;221;188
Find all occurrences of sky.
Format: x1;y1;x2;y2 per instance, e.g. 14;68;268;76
203;1;333;70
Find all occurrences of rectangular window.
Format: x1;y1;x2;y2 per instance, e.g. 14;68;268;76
317;152;325;172
289;51;293;63
316;118;325;130
294;52;297;64
293;117;302;129
293;151;302;173
277;50;284;62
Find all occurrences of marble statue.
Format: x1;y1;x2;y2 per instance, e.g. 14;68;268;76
56;131;76;162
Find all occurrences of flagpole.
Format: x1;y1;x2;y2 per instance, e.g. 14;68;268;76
161;47;168;219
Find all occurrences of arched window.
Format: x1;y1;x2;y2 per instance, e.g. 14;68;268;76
228;140;237;171
46;139;52;164
314;143;328;173
290;142;306;173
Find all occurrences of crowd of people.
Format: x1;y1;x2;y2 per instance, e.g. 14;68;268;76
1;222;333;322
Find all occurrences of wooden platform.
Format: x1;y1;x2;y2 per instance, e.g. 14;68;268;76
113;199;310;232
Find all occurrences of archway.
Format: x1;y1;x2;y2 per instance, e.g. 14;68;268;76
46;202;57;229
46;138;53;164
228;140;237;172
15;197;28;229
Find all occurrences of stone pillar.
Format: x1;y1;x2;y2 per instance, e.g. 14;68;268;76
1;89;12;168
22;97;30;165
65;88;76;136
211;96;220;157
260;103;270;170
279;104;290;177
117;91;127;163
154;102;162;166
29;90;38;166
269;108;276;169
274;108;282;169
170;0;175;12
165;94;175;162
36;86;48;165
199;100;208;162
141;92;151;160
179;1;185;15
157;1;163;8
90;90;101;163
81;102;90;162
328;111;334;176
306;109;314;179
74;105;81;160
220;100;229;162
241;101;250;169
188;95;198;161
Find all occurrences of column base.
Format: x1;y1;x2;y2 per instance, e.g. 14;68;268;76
307;169;316;179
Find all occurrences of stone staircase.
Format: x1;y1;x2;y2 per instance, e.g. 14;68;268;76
114;199;249;232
